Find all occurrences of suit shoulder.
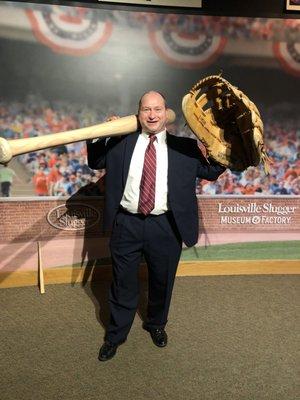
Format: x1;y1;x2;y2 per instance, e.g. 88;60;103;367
167;133;198;144
167;133;199;150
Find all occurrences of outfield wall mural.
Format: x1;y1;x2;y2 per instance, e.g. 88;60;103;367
1;195;299;284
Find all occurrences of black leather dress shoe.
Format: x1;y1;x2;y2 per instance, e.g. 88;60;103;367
98;341;118;361
149;328;168;347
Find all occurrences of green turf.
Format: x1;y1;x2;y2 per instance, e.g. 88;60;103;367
181;241;300;261
55;241;300;270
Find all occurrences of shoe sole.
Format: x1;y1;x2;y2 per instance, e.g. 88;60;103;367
152;342;167;348
98;351;117;361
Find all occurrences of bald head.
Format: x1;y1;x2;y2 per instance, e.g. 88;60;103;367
138;91;167;112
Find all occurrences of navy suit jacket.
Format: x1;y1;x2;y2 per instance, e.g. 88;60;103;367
87;132;225;247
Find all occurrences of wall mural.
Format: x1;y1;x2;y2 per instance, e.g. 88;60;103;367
0;2;299;282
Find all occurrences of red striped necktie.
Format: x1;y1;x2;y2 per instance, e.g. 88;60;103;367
138;135;157;215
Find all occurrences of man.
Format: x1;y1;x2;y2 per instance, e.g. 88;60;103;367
0;164;18;197
87;91;225;361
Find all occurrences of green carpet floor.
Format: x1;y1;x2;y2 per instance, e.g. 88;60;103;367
1;275;299;400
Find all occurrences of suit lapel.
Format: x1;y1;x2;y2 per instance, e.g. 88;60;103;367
167;132;176;189
122;132;140;187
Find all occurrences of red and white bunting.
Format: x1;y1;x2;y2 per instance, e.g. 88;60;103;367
148;28;227;69
273;41;300;78
26;7;113;56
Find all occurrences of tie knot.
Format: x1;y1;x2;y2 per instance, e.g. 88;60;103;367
149;135;157;144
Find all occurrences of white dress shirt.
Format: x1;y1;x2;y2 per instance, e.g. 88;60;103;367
120;130;168;214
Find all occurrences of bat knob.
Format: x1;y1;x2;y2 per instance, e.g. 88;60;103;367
0;137;13;164
166;108;176;124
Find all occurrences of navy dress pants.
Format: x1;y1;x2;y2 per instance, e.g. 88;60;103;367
106;209;182;344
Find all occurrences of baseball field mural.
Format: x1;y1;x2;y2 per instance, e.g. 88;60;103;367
0;2;299;287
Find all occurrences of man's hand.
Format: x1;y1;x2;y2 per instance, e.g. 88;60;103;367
106;115;120;122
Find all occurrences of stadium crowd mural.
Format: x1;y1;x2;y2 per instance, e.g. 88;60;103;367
0;95;299;197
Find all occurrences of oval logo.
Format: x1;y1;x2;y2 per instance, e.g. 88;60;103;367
47;203;100;231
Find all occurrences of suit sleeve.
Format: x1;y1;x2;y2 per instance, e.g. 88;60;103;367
191;141;226;180
197;158;226;181
86;139;110;170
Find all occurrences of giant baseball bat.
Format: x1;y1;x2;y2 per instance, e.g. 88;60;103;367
0;109;176;164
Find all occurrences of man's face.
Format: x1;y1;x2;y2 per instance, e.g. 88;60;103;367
138;92;167;135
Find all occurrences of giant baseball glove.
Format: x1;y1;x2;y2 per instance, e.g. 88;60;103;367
182;75;270;173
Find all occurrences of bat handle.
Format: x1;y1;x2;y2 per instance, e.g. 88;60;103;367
0;137;13;164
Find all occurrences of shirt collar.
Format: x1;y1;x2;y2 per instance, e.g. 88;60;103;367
141;129;167;144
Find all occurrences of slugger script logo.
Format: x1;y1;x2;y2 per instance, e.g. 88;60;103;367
47;203;100;231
